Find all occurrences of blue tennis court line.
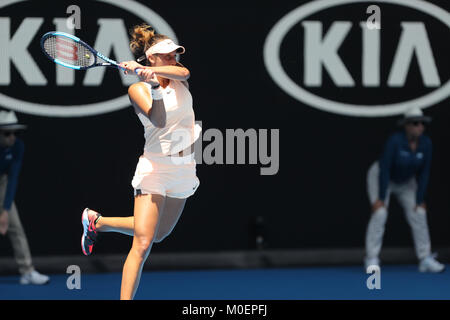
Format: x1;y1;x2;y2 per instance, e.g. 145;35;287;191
0;265;449;300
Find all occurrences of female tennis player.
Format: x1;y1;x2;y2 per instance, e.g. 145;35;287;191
81;24;201;300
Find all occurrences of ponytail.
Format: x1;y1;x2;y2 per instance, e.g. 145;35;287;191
129;23;169;65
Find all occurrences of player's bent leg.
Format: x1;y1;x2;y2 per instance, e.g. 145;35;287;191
154;197;186;243
95;215;134;236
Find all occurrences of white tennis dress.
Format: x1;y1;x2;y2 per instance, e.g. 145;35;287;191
131;80;201;198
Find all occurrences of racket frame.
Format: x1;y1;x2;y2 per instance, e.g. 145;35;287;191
40;31;124;71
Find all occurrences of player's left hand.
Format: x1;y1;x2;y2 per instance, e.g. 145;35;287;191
119;61;144;74
136;69;160;87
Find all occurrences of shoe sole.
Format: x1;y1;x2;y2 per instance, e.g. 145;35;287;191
81;208;91;256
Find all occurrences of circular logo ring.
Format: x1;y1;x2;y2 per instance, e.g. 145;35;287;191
0;0;179;117
264;0;450;117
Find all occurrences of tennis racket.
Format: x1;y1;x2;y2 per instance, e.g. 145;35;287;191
40;31;142;73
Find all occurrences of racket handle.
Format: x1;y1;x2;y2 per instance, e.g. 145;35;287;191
118;65;142;74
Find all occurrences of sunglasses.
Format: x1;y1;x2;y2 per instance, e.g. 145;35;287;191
1;131;17;137
410;121;425;126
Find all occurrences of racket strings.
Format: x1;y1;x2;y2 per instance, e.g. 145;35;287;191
43;36;94;68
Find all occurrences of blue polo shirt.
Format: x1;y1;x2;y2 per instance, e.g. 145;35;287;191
378;131;431;205
0;138;24;211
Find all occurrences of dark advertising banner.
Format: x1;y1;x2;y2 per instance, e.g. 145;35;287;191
0;0;449;257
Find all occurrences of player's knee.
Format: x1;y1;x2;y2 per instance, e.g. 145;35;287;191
132;236;153;258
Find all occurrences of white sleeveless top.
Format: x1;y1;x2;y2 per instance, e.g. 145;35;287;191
133;80;201;156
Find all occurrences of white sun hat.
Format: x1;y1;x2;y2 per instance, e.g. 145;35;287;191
397;107;431;126
145;39;185;58
0;110;27;130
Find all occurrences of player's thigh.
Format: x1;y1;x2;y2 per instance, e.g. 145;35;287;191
155;197;186;242
133;193;166;246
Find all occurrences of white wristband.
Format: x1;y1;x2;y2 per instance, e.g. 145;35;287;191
151;87;164;100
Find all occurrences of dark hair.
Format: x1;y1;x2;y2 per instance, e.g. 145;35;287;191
129;23;169;66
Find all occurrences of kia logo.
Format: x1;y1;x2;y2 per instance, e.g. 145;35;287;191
0;0;179;117
264;0;450;117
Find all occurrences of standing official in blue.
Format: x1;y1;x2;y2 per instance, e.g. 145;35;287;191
364;107;444;273
0;110;50;284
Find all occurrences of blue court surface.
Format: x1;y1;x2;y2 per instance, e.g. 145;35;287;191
0;265;449;300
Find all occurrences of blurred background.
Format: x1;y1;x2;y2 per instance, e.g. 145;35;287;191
0;0;449;277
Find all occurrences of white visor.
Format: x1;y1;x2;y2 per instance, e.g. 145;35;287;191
145;39;185;58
